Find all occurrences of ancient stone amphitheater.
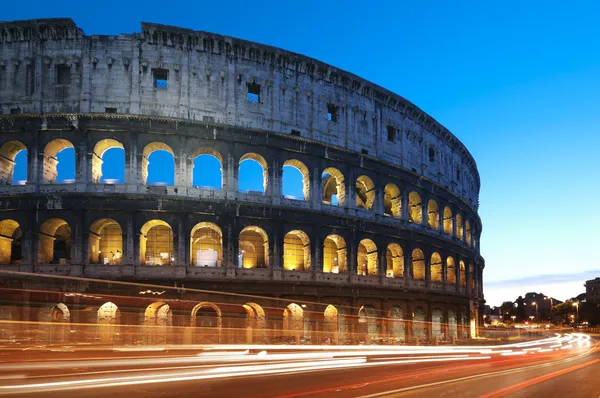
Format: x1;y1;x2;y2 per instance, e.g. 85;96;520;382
0;18;484;345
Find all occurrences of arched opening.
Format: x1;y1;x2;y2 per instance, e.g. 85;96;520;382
466;220;472;245
283;230;310;271
413;306;426;341
43;139;75;183
430;252;443;282
38;303;71;322
0;220;21;265
38;218;71;264
358;305;379;344
355;175;375;210
142;142;175;186
384;183;401;218
456;214;464;240
191;303;221;326
323;305;339;344
192;148;223;190
282;159;309;200
357;239;378;276
469;263;476;291
428;199;439;229
388;307;405;344
191;222;222;267
144;302;172;345
283;303;304;343
447;256;456;285
89;218;123;265
432;308;444;340
448;309;458;338
323;234;347;273
408;192;422;224
140;220;173;266
322;167;345;206
92;139;125;183
97;302;120;343
0;141;27;185
459;261;466;288
243;302;266;344
239;226;268;268
239;153;268;194
411;248;425;281
443;207;453;235
386;243;404;278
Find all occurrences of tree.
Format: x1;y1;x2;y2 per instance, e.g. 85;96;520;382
515;296;527;322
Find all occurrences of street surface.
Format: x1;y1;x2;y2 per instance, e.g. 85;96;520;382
0;333;597;397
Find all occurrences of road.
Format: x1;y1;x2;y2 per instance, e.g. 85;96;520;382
0;333;597;397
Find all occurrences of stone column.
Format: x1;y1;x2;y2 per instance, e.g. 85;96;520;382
271;224;283;269
174;152;188;187
421;198;429;228
377;246;386;277
311;234;321;273
269;158;281;203
424;250;431;288
345;171;356;209
374;186;384;215
311;166;321;210
347;233;357;275
77;140;89;183
125;215;135;265
400;188;409;221
178;218;187;266
224;153;236;195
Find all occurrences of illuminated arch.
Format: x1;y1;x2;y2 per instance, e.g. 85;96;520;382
283;303;304;343
37;303;70;322
456;214;464;240
386;243;404;278
411;248;425;281
192;148;223;189
469;263;476;290
448;309;458;338
283;230;310;271
38;218;71;264
408;192;422;224
432;308;444;339
92;139;125;183
89;218;123;265
243;302;266;343
384;183;401;218
466;220;472;245
323;234;347;273
43;138;75;183
355;175;375;210
447;256;456;284
428;199;440;229
322;167;345;206
357;239;378;276
239;153;268;194
430;252;443;282
282;159;310;200
358;305;379;343
190;222;222;267
443;207;453;235
459;261;466;288
0;220;21;265
142;142;175;185
140;220;173;266
239;226;269;268
0;141;27;184
413;306;426;341
388;306;405;343
144;302;172;326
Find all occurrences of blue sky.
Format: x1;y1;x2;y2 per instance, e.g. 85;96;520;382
6;1;600;305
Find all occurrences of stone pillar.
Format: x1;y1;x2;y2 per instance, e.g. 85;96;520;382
72;214;84;264
21;218;35;265
421;199;429;228
78;141;89;183
311;234;322;273
28;141;39;184
224;221;237;268
174;153;187;187
465;262;471;296
271;224;282;269
224;153;236;195
424;250;431;288
311;166;321;209
269;158;281;203
347;233;357;274
125;215;135;265
374;187;384;215
345;171;356;209
378;246;386;277
400;189;409;221
125;140;137;185
179;218;188;266
403;249;410;285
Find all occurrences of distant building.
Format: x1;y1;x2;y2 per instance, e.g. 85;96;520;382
585;278;600;303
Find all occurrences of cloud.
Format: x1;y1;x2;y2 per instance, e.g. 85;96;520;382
485;270;599;288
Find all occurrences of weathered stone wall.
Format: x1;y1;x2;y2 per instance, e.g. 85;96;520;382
0;18;480;208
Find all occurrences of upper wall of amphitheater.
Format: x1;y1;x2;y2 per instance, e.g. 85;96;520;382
0;18;481;208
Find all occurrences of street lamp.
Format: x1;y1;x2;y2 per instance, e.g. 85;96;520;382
532;302;539;324
511;315;516;323
572;302;579;322
545;296;553;307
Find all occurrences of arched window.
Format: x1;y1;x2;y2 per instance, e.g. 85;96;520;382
443;207;453;235
456;214;464;240
386;243;404;278
89;219;122;264
469;263;476;290
283;230;310;271
38;218;71;264
447;256;456;284
413;306;426;340
243;302;266;343
0;220;21;265
466;220;472;245
92;139;125;183
239;153;268;194
191;303;222;328
384;183;401;218
459;261;466;288
428;199;439;229
323;234;347;273
190;222;222;267
411;248;425;281
358;305;379;343
322;167;345;206
432;308;443;339
355;175;375;210
140;220;173;265
357;239;378;276
283;303;304;342
408;192;422;224
282;159;309;200
239;226;269;268
192;148;223;190
430;252;443;282
43;139;75;183
0;141;27;185
142;143;175;186
389;306;405;343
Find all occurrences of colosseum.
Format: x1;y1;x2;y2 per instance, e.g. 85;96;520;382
0;18;484;345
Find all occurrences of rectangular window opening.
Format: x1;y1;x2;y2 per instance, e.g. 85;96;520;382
153;68;169;89
56;64;71;85
105;107;117;114
387;125;396;142
429;147;435;162
291;130;301;136
247;82;261;103
327;103;338;122
456;169;461;180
